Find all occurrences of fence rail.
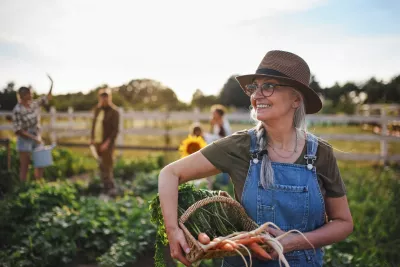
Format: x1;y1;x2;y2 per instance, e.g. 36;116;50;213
1;107;399;163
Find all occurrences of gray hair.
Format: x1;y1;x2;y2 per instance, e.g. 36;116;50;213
250;90;307;189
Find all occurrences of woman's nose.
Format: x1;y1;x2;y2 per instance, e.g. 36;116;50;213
252;89;265;99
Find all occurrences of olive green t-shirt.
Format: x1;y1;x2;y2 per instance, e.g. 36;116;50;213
200;129;346;201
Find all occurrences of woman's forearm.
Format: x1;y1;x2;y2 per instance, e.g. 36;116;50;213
291;219;353;251
158;166;180;232
17;130;38;141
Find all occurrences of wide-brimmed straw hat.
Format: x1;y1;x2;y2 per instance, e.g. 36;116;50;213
236;50;322;114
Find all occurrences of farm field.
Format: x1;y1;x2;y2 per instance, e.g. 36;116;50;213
0;123;399;267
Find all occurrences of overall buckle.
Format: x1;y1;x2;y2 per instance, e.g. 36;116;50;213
304;155;316;170
250;150;268;164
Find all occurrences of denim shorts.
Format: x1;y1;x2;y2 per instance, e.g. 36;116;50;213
17;135;40;152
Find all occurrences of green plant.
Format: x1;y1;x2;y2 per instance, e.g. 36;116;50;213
0;142;95;194
0;180;79;247
98;220;156;266
0;191;156;267
115;170;159;197
149;184;242;267
324;163;400;266
43;147;96;180
0;142;19;196
113;155;163;180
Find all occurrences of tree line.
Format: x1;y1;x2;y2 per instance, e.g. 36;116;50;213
1;74;399;114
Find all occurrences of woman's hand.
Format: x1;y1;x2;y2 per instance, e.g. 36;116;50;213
210;117;216;126
267;227;300;260
99;139;110;152
166;226;192;266
34;136;43;145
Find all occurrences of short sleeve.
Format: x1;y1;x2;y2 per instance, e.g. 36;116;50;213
317;144;346;198
200;131;250;174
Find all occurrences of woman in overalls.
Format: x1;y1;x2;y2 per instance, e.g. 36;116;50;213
158;50;353;266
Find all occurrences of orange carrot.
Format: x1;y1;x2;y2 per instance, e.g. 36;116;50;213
249;243;272;260
205;238;222;250
198;233;211;245
220;243;235;251
225;239;239;249
216;240;228;249
235;237;264;245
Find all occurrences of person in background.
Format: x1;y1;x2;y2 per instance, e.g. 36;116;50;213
190;122;204;138
12;75;53;181
90;88;120;196
188;122;214;189
209;104;232;141
209;104;231;184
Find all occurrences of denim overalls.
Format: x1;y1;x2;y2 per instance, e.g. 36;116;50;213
222;129;325;267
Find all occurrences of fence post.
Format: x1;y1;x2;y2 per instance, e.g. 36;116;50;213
68;107;74;129
164;109;171;149
7;139;10;170
380;107;388;165
143;109;149;128
50;106;57;145
117;107;124;152
193;107;200;123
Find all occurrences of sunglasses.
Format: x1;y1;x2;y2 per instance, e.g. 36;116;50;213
245;82;291;97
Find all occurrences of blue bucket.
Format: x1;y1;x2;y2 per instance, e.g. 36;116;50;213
33;145;55;168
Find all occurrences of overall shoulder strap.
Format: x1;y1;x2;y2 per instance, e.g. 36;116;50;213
304;132;319;169
248;128;259;154
305;132;319;158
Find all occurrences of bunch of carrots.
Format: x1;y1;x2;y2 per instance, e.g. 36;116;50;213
198;233;271;259
194;222;313;267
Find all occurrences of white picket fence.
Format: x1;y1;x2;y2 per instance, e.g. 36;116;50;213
0;107;399;162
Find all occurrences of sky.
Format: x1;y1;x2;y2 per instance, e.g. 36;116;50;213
1;0;399;103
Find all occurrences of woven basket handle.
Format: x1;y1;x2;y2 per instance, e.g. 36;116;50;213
179;195;247;224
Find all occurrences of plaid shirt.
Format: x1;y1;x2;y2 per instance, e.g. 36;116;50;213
12;96;48;134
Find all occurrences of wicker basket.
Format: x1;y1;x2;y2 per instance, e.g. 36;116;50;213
178;191;268;263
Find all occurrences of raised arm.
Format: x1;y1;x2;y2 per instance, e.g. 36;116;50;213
46;74;53;100
159;151;221;266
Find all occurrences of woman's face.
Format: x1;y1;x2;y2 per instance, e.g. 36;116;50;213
250;78;300;122
21;90;33;101
212;110;222;121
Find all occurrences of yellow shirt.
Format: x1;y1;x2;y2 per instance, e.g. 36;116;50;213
94;109;104;143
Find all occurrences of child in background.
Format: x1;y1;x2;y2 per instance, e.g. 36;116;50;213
188;123;213;189
190;122;215;144
190;123;203;138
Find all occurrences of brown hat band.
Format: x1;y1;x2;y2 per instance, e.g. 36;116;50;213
255;68;291;79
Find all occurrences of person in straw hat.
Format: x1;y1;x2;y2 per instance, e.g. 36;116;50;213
90;87;120;196
158;50;353;266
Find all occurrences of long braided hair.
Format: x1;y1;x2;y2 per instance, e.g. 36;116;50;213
250;90;307;189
